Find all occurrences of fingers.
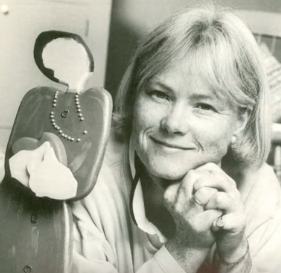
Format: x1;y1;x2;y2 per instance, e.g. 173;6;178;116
164;182;203;217
181;169;210;200
163;169;215;227
164;182;180;211
194;165;247;259
164;169;210;211
194;172;237;195
204;191;241;212
212;212;246;232
193;187;218;206
195;209;223;231
196;162;222;173
164;163;235;214
193;163;239;198
206;191;245;233
163;166;232;251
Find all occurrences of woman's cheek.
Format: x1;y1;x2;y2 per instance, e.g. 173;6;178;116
134;98;166;129
194;121;231;153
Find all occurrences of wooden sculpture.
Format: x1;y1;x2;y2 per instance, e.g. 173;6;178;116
0;31;112;273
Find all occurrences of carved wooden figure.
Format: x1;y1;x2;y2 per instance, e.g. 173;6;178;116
0;31;112;273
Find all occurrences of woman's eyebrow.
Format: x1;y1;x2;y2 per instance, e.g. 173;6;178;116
147;80;174;92
148;80;222;101
189;93;217;101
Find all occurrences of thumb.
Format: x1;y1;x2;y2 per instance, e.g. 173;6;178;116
163;182;180;210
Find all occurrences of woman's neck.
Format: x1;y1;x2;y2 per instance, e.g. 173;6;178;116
140;168;176;239
221;151;245;189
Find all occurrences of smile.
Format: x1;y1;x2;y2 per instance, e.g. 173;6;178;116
150;137;192;151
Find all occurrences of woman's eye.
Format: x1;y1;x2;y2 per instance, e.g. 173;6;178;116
149;90;169;101
196;103;217;112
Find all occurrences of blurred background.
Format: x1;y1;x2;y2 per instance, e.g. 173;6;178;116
0;0;281;155
106;0;281;97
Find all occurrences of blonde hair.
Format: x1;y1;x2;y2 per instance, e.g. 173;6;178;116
114;6;271;169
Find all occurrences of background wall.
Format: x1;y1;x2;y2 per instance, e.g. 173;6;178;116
0;0;112;153
105;0;281;98
1;0;281;153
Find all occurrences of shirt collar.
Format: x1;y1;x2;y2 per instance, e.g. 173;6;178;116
129;138;167;244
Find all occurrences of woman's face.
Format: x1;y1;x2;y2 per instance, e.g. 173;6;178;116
131;60;246;181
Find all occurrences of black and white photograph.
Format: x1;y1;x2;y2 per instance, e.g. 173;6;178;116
0;0;281;272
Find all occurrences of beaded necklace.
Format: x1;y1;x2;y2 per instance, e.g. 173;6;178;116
49;91;88;142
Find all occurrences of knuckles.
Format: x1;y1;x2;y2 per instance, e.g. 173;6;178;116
214;191;230;207
194;187;218;205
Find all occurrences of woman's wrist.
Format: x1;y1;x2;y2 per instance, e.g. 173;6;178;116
218;238;249;264
220;241;249;268
166;239;210;273
214;240;252;273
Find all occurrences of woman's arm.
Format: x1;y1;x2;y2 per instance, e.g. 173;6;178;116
72;203;187;273
212;241;252;273
162;169;223;272
72;213;209;273
192;163;248;258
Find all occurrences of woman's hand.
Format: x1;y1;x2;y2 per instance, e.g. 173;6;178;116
163;169;222;272
193;163;248;264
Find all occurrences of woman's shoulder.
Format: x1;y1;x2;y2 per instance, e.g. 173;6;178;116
102;128;129;166
73;129;131;219
241;163;281;203
248;163;279;190
95;128;131;192
241;163;281;226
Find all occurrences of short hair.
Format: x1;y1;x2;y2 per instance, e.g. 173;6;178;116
114;6;271;169
34;30;94;82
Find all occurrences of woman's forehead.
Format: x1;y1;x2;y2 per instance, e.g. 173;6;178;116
150;72;221;101
150;57;210;88
145;55;235;105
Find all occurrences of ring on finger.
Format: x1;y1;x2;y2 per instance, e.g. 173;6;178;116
193;196;203;206
216;215;225;228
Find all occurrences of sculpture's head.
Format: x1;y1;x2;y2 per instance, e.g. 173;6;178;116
34;31;94;91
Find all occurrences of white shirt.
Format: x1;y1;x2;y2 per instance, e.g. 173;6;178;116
72;131;281;273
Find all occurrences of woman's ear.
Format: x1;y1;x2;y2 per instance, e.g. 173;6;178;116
234;107;252;136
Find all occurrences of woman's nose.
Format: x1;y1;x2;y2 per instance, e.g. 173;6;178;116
160;104;189;135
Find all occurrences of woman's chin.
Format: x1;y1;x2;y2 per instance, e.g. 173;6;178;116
148;165;187;181
138;153;199;181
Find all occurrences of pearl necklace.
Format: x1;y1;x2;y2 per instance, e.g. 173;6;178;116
49;91;88;142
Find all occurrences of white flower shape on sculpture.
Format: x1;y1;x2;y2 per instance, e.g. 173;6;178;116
9;141;51;187
9;141;77;200
28;145;77;200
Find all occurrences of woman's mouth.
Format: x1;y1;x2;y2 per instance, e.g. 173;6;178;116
150;137;192;152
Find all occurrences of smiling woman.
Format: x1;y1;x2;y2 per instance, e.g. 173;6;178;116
71;5;281;273
131;67;244;181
